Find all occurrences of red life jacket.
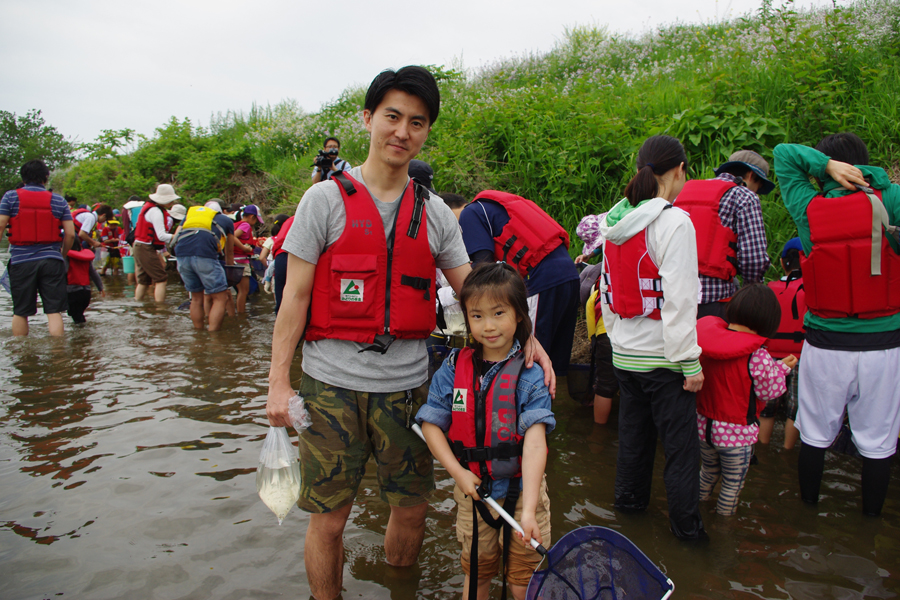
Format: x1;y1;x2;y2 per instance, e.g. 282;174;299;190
8;189;62;245
134;202;170;248
70;207;90;226
447;348;525;483
471;191;570;278
696;317;768;427
801;188;900;319
673;179;739;281
66;248;96;286
304;173;436;346
272;216;295;257
765;274;806;359
601;229;664;320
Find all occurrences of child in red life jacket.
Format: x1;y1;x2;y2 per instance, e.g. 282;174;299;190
696;284;797;516
66;247;104;323
416;262;555;600
760;238;806;449
99;219;123;276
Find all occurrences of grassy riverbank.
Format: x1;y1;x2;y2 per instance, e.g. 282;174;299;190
54;0;900;276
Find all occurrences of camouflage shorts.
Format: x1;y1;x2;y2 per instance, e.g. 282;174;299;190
296;374;434;513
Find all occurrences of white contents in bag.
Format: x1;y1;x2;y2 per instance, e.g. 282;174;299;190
256;426;301;525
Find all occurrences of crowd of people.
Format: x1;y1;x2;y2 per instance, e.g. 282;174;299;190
2;63;898;600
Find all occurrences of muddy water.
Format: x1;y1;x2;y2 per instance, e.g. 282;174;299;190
1;246;899;600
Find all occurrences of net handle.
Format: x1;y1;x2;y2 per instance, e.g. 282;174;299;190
412;423;547;555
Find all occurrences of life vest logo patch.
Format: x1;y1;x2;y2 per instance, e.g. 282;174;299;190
340;279;364;302
452;389;467;412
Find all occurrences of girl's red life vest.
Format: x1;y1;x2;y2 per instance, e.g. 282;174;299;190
66;248;96;287
765;273;806;359
672;179;739;281
8;189;61;245
272;216;295;257
696;317;768;426
447;348;525;482
471;191;570;278
601;229;664;320
304;172;436;344
801;188;900;319
134;202;170;248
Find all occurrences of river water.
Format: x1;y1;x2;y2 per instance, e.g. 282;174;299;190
1;247;899;600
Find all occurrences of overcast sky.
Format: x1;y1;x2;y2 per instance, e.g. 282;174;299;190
1;0;834;145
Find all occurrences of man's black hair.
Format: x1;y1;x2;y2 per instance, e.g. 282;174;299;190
816;132;869;166
364;66;440;125
21;160;50;186
324;137;340;148
439;193;468;209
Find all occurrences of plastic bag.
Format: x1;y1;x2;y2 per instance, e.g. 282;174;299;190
256;426;301;525
288;395;312;433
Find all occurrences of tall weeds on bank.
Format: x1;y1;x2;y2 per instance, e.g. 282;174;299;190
56;0;900;274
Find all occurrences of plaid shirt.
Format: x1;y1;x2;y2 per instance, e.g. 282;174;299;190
699;173;770;304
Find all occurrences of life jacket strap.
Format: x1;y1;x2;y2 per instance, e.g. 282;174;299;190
401;275;431;301
451;440;523;464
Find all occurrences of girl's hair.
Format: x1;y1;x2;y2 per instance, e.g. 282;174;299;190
458;262;532;358
725;283;781;338
270;213;290;237
624;135;689;206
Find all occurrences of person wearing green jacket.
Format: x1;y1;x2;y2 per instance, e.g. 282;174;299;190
774;134;900;516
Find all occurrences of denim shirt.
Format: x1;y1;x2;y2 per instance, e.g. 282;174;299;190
416;340;555;500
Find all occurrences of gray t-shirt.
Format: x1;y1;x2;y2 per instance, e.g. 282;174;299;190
282;166;470;392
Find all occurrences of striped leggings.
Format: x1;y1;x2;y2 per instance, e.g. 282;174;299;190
699;441;753;516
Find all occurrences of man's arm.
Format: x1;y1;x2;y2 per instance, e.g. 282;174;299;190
734;192;770;284
0;214;8;237
61;221;75;255
311;168;324;183
224;234;235;266
266;254;316;427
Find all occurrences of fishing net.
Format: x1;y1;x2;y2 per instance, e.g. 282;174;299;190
526;526;674;600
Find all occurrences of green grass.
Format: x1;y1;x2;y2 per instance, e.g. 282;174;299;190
54;0;900;278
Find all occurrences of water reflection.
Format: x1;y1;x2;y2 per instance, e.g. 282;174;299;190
1;245;899;599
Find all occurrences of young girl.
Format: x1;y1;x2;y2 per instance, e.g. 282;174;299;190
233;204;261;313
416;262;555;600
696;284;797;515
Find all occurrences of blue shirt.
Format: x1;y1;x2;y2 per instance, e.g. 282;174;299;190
416;340;555;500
0;185;72;265
174;213;234;259
458;200;579;295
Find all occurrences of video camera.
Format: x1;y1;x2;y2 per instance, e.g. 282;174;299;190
314;148;339;170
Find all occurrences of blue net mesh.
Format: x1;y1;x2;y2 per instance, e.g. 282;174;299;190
526;526;673;600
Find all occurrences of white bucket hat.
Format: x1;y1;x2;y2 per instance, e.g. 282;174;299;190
169;204;187;221
149;184;180;205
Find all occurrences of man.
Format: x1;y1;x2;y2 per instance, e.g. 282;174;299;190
0;159;76;336
133;184;178;302
673;150;773;318
774;133;900;517
267;66;554;600
71;203;113;250
457;190;580;380
174;201;235;331
311;136;351;183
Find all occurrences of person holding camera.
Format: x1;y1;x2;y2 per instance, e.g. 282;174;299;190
311;136;351;183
